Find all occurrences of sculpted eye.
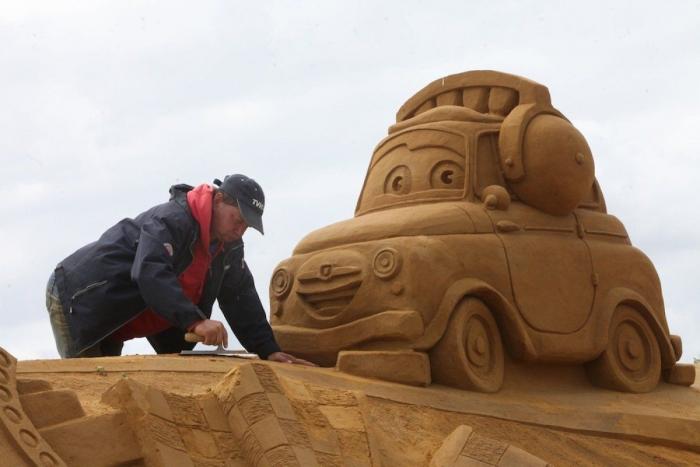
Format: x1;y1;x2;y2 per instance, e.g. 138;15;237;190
384;165;412;195
430;161;464;189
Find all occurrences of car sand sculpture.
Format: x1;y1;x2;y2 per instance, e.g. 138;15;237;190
269;70;695;393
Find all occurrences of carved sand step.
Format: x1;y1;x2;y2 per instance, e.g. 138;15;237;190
213;363;321;467
336;350;431;386
430;425;550;467
1;345;146;467
213;362;383;467
39;412;143;467
102;376;247;466
17;378;53;395
0;345;67;467
20;389;86;429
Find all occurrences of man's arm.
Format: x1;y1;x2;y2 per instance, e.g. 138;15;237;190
219;260;316;366
218;259;281;359
131;215;206;329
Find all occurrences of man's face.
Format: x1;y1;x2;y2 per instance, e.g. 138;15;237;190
211;192;248;243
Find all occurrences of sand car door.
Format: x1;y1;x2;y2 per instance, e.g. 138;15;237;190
486;203;596;333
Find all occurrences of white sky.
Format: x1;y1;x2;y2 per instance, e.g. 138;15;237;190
1;1;699;363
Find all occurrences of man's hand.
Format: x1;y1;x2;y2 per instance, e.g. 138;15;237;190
267;351;317;367
191;319;228;347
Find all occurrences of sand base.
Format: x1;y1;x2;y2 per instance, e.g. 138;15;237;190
6;353;700;466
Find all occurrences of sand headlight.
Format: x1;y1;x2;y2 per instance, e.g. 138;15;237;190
373;247;402;280
271;267;293;299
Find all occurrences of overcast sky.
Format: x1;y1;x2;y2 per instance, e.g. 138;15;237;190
1;1;699;364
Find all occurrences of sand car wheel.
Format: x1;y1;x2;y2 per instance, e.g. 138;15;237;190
586;305;661;393
430;298;504;392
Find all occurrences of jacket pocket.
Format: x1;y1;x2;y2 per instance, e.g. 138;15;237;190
71;280;108;300
70;280;108;314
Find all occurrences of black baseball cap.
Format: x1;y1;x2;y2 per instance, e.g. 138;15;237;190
213;174;265;234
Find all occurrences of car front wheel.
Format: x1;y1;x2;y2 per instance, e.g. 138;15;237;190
586;305;661;393
430;298;504;392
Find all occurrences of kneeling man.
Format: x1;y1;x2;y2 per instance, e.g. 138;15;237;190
46;174;311;365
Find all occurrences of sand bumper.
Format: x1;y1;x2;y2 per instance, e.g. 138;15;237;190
272;309;424;365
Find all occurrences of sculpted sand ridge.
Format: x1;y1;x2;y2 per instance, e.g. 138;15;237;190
7;353;700;466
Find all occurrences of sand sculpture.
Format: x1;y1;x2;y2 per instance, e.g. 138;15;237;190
3;344;557;466
269;70;695;393
6;346;700;466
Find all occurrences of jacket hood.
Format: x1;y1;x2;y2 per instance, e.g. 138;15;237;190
169;183;194;202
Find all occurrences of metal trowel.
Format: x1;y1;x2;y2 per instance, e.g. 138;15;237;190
180;332;257;358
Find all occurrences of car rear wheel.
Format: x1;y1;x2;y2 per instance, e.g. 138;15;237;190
586;305;661;393
430;298;504;392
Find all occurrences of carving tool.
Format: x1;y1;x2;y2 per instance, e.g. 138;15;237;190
180;332;256;358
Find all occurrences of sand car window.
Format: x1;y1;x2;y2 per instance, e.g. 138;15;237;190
357;129;468;213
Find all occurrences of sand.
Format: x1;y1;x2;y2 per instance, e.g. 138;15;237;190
5;353;699;466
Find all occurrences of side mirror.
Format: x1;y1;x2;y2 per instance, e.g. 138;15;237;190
482;185;511;211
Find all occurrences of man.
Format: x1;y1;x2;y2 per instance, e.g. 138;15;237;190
46;174;312;365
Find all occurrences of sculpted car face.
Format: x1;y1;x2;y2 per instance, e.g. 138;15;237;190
357;127;473;214
291;249;367;320
270;241;412;327
270;127;483;334
372;145;465;197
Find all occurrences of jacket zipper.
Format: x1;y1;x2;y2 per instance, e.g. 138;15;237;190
201;243;243;310
71;280;108;300
215;243;243;291
188;235;197;260
222;243;243;270
227;243;243;256
210;242;241;275
69;280;109;315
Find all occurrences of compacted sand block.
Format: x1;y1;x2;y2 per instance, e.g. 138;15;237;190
10;352;700;466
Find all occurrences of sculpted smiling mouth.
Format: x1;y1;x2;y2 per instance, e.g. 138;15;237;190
295;252;364;317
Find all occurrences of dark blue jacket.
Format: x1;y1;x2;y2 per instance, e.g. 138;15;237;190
54;184;281;358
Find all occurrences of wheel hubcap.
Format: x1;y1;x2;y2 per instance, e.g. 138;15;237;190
626;340;641;359
466;318;490;368
474;336;486;355
616;322;646;372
